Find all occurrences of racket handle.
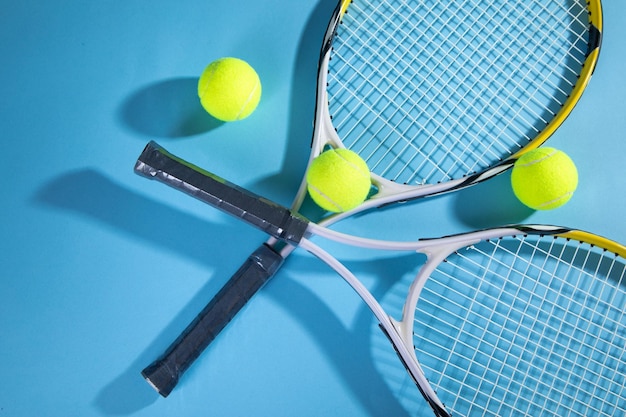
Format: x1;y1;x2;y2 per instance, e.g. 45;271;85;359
135;141;309;246
141;243;284;397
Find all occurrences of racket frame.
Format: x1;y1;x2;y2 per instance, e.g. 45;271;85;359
136;142;626;416
308;0;603;222
304;224;625;416
137;142;626;415
137;0;604;402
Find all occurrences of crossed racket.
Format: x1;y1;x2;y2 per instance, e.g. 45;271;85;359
132;0;622;415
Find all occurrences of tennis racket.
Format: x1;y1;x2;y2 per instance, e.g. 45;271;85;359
138;0;603;397
135;145;626;416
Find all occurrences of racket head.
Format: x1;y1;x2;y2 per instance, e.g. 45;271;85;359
308;0;602;216
396;225;626;416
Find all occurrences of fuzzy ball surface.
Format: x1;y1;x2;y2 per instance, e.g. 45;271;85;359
306;149;371;213
197;57;261;122
511;147;578;210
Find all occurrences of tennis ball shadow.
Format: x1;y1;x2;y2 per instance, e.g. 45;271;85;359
453;171;534;228
119;77;224;138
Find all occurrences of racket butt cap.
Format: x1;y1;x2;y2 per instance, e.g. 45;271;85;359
141;361;178;397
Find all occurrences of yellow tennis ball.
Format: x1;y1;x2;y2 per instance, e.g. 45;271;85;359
197;57;262;122
511;147;578;210
306;149;371;213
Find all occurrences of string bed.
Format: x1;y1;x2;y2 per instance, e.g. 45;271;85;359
415;235;626;416
327;0;590;185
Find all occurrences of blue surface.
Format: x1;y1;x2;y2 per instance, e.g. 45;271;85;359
1;1;624;416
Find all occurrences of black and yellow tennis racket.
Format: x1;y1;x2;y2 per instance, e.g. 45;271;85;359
136;145;625;416
137;0;602;400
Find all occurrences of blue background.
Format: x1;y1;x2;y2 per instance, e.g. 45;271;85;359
1;1;624;416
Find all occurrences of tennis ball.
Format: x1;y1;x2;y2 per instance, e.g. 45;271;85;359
306;149;371;213
511;147;578;210
197;57;262;122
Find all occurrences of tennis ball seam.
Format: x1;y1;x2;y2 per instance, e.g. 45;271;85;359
235;81;261;120
199;64;218;100
517;149;558;167
307;183;345;212
334;149;371;183
536;191;574;210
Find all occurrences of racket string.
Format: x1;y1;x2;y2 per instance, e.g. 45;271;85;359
489;240;624;415
397;0;582;169
412;235;626;416
327;0;591;185
421;241;569;412
450;240;556;413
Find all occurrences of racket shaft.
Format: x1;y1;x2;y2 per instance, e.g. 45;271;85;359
135;141;309;246
141;243;284;397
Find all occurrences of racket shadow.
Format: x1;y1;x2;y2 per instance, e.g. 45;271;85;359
33;169;415;415
251;0;339;201
32;169;250;270
272;252;424;416
32;169;264;414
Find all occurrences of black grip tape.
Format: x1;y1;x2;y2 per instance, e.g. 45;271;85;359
135;141;309;246
141;243;284;397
